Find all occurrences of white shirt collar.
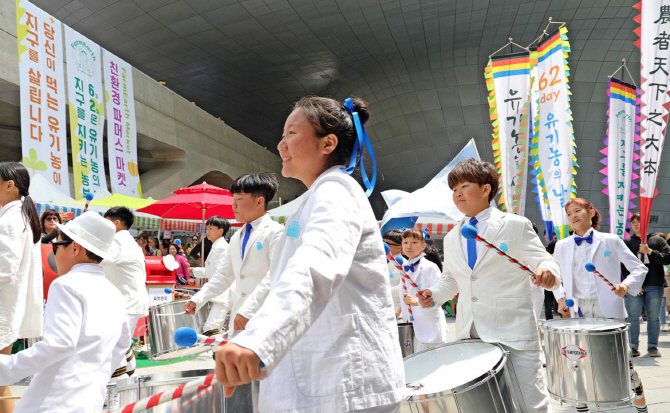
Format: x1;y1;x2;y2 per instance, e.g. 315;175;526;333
573;228;594;239
0;200;21;219
462;206;493;225
67;263;106;276
247;214;267;230
407;253;425;265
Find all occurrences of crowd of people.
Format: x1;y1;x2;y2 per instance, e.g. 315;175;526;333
0;94;668;413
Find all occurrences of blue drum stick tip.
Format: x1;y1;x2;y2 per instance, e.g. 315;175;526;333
565;299;574;308
174;327;198;347
164;287;172;294
585;263;596;272
384;243;390;255
396;256;404;265
461;225;478;240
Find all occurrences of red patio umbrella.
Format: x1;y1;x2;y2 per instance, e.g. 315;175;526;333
137;182;235;264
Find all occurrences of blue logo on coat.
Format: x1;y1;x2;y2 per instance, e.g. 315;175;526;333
604;249;611;257
256;241;263;250
286;220;301;238
499;242;508;252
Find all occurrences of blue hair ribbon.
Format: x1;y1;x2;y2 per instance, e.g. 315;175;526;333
341;98;377;197
422;228;429;240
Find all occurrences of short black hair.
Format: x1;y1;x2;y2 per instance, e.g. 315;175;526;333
206;216;230;236
630;213;640;223
104;206;134;230
230;172;279;210
382;229;402;245
58;229;103;263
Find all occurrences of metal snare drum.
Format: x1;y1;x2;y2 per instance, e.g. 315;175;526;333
107;369;256;412
147;299;211;360
541;318;632;407
401;340;525;413
397;323;415;358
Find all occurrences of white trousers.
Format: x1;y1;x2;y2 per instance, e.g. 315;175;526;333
503;346;551;413
203;303;228;334
413;338;445;353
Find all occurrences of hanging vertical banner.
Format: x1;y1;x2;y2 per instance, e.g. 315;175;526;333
599;78;640;238
64;26;106;199
532;27;577;239
529;48;555;240
484;52;531;215
103;50;142;197
633;0;670;243
16;0;69;196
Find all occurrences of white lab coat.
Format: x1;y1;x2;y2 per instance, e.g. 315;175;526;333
192;236;230;305
0;200;42;349
553;230;647;319
430;208;561;351
387;258;402;313
232;166;405;413
397;254;448;344
190;214;282;325
0;263;130;413
100;230;149;316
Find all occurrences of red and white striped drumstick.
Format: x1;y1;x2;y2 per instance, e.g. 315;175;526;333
585;263;616;291
108;372;217;413
178;386;212;412
83;192;94;213
109;328;264;413
164;288;192;299
461;225;536;279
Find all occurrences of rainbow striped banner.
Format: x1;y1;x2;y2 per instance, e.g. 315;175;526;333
529;27;577;240
485;52;531;215
599;78;639;238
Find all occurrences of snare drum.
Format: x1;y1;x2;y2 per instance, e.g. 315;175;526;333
107;369;256;412
541;318;632;407
401;340;524;412
147;299;211;360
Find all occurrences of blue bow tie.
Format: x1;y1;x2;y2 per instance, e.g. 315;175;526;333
404;259;420;273
574;232;594;246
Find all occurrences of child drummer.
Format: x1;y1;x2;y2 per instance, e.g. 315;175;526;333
552;198;648;413
0;212;130;412
417;158;560;413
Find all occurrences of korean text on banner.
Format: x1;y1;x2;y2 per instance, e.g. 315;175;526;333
103;50;141;197
634;0;670;243
532;27;577;239
16;0;69;196
601;79;640;238
485;52;531;215
64;26;106;200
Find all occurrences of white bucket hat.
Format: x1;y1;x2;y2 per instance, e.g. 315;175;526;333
55;211;116;260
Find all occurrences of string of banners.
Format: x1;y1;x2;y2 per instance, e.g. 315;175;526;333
16;0;141;200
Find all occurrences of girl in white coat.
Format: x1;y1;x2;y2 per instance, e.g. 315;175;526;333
398;228;448;351
553;198;648;413
215;96;405;413
0;162;43;412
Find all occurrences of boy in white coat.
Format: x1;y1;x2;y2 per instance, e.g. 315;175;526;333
0;211;130;413
398;228;448;351
417;158;560;413
552;198;648;413
184;173;283;332
187;215;230;336
102;206;149;377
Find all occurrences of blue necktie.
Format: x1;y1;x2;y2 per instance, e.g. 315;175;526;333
467;217;478;269
574;232;593;246
241;223;252;259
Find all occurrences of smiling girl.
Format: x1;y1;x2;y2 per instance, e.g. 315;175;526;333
214;97;404;412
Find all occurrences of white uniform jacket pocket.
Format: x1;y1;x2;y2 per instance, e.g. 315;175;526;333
291;313;363;397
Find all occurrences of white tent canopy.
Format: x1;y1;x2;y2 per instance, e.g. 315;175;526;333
267;193;306;224
380;139;482;235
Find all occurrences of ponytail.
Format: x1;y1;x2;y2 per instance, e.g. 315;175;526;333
0;162;41;243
